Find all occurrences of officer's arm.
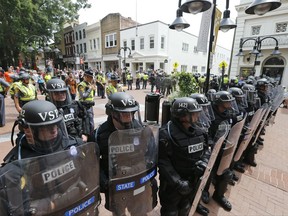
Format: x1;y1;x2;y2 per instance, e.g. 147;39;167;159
13;87;21;113
158;129;181;185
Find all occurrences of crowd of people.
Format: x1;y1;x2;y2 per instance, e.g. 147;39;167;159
0;64;286;216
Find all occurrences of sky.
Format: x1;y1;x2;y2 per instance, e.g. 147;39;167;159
78;0;241;50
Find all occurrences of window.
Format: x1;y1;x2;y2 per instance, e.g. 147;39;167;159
75;32;78;40
201;66;206;73
80;44;83;53
123;40;127;48
251;26;261;35
181;65;187;72
193;46;198;53
84;43;87;53
182;43;189;52
131;39;135;50
140;38;144;49
161;36;165;49
90;40;92;50
96;38;100;50
276;22;287;33
93;39;96;49
76;45;79;54
79;31;82;40
149;36;154;49
192;66;198;72
105;33;117;48
83;29;86;38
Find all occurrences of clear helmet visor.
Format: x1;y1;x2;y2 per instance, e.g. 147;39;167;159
244;90;256;103
188;110;211;131
24;118;69;154
235;95;248;109
201;103;215;122
220;99;240;116
48;88;72;107
112;110;142;130
254;97;261;110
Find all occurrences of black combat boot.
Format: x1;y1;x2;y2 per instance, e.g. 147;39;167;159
233;162;245;173
213;171;233;211
196;203;209;216
202;190;210;204
212;193;232;211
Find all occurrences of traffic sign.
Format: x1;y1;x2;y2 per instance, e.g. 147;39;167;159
219;61;228;68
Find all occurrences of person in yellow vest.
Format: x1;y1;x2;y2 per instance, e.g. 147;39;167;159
135;71;141;90
96;71;106;99
198;75;206;93
8;74;21;100
14;73;37;113
142;72;149;89
106;74;124;98
78;69;96;135
221;74;229;90
44;72;52;83
126;72;133;90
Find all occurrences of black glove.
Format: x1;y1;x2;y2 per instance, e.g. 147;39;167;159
195;160;208;177
176;179;193;195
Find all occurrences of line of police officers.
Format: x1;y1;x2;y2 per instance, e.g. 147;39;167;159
0;69;283;215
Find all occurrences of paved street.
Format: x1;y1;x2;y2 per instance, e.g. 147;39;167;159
1;86;288;216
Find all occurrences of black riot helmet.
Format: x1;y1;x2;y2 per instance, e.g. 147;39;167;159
171;97;209;130
213;91;239;115
228;87;248;109
190;93;215;122
206;89;217;102
105;92;141;129
46;78;72;107
19;100;69;154
242;84;257;104
256;78;269;90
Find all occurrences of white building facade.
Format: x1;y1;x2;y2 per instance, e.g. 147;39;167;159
120;21;231;77
230;0;288;86
86;22;102;70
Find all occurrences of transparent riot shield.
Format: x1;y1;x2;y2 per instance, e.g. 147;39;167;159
108;125;159;215
234;108;264;162
0;142;100;216
217;115;246;176
252;104;271;146
189;121;230;215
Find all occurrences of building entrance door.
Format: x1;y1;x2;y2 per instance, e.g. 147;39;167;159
262;56;285;84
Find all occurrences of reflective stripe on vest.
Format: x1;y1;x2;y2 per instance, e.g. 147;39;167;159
19;84;36;101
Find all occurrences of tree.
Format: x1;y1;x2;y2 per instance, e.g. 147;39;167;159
0;0;90;69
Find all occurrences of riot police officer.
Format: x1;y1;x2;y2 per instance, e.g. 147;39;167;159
46;78;90;141
202;91;240;211
90;92;158;216
0;100;100;215
158;97;211;216
78;69;96;135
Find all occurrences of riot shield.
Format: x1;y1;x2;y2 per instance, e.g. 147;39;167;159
189;121;230;215
217;115;246;176
108;125;159;215
0;142;100;216
252;104;271;146
234;108;263;162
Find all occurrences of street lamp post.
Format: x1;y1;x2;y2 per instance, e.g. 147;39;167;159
169;0;236;93
236;36;281;75
26;35;60;73
117;46;132;86
169;0;282;93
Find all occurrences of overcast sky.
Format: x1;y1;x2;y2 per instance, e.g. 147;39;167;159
78;0;241;50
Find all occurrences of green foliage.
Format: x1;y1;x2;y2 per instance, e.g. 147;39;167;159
167;72;199;101
0;0;90;68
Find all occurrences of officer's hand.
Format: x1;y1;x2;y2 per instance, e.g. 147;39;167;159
176;179;193;195
195;160;208;177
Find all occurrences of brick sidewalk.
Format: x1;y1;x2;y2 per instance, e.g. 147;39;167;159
1;89;288;215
